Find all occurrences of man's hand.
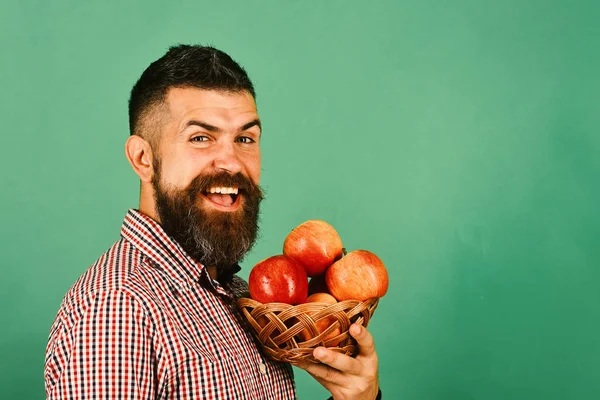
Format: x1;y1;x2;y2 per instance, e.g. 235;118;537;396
292;324;379;400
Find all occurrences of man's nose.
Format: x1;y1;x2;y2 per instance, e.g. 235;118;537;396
213;142;243;174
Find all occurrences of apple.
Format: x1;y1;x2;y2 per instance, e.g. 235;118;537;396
296;293;341;344
283;220;343;277
306;292;338;303
326;250;388;301
256;315;269;328
307;274;330;296
249;255;308;304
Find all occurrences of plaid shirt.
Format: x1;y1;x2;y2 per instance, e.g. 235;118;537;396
45;209;297;399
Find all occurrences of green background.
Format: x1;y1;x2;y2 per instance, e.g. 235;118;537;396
1;0;599;399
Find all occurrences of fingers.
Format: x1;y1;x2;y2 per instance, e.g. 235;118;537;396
294;324;376;376
313;347;362;375
295;355;378;399
308;372;345;395
350;324;376;359
292;325;379;399
293;358;351;387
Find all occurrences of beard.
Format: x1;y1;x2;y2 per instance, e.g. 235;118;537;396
151;159;263;273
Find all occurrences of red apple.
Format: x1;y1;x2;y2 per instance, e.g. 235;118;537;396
283;220;343;277
297;293;341;344
326;250;388;301
307;274;330;296
249;255;308;304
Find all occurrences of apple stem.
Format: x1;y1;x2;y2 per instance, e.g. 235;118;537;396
342;247;347;256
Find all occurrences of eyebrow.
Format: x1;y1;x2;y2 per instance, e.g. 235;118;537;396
185;118;262;133
241;119;261;132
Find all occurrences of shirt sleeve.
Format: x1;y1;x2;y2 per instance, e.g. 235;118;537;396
45;289;157;399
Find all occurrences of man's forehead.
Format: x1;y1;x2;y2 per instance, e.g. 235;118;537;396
165;87;257;116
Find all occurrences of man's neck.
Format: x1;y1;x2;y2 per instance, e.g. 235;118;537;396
139;186;160;223
206;265;218;281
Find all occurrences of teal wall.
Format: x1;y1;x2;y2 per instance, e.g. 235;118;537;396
1;1;599;398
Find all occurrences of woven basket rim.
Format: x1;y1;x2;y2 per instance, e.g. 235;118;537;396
237;297;379;363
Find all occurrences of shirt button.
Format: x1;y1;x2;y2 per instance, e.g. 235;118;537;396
259;362;267;375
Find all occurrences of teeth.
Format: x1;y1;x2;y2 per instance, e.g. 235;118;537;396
207;187;238;195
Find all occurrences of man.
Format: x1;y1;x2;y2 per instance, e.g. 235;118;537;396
45;45;380;399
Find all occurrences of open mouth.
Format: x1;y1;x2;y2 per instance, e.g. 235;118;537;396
200;186;242;210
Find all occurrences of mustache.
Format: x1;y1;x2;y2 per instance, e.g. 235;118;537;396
187;171;263;199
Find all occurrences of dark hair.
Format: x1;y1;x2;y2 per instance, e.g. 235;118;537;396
128;44;255;139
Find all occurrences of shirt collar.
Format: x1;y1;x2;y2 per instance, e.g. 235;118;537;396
121;209;215;292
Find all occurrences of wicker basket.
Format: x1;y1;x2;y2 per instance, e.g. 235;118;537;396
236;297;379;364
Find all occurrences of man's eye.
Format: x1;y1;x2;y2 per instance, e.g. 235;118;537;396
191;136;209;142
236;136;255;144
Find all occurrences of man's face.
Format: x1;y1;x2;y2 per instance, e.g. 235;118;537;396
151;88;263;270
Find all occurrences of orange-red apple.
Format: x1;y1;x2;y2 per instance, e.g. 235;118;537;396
283;220;343;277
326;250;388;301
297;292;341;343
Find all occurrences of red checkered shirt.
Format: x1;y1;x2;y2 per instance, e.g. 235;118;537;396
45;209;297;399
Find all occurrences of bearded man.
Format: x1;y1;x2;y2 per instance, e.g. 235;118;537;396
44;45;381;399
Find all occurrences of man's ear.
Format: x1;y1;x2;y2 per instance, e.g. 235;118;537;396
125;135;155;183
